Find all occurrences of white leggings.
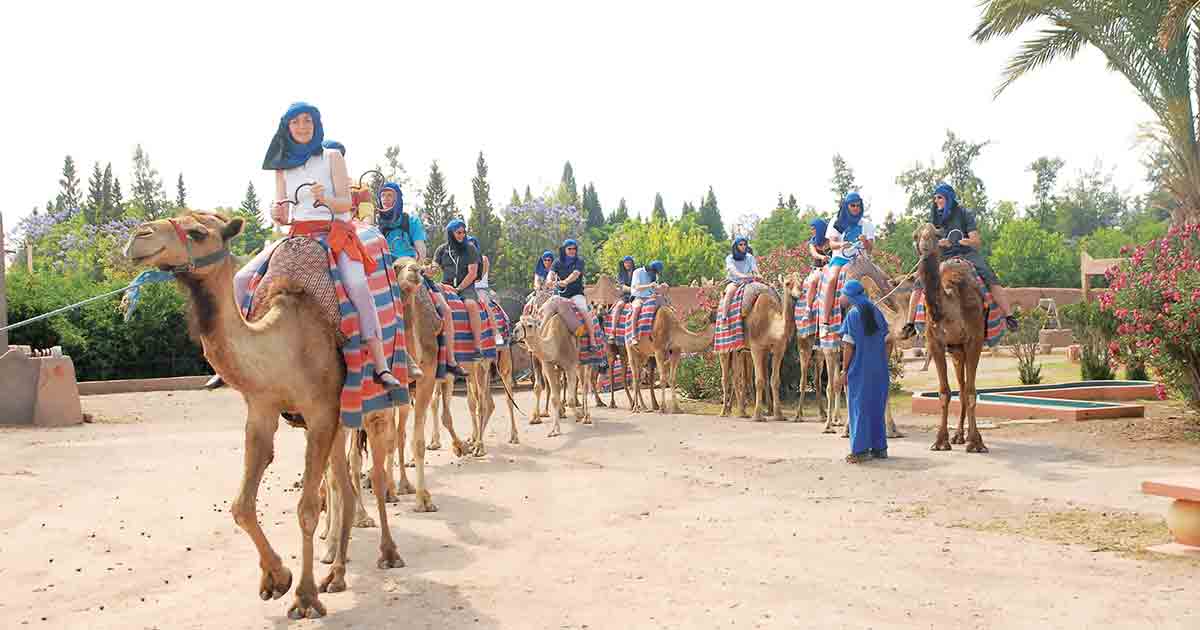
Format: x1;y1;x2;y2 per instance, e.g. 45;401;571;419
233;241;382;341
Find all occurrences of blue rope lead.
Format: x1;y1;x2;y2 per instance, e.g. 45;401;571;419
0;270;176;334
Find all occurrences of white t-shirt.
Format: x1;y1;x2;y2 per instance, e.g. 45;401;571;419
826;219;875;259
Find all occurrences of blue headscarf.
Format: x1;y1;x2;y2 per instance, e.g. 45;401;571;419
810;217;829;247
731;236;750;261
647;260;664;281
841;279;883;336
261;102;325;170
559;238;580;266
535;250;555;278
376;182;404;219
322;140;345;155
466;236;481;254
446;219;467;253
618;255;636;285
933;182;958;223
834;192;864;234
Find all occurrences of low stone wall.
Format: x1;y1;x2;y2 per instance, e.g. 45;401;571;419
77;375;212;396
1007;288;1084;312
0;348;83;426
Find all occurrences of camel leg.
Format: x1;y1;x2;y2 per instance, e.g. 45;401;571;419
499;350;519;445
647;360;660;411
580;365;593;425
288;416;341;619
411;374;438;512
567;364;584;423
964;349;989;453
591;367;607;407
546;364;565;437
428;383;443;450
466;370;482;455
231;402;292;603
884;342;903;439
472;364;495;456
739;353;751;418
951;357;967;445
629;350;645;413
794;346;809;422
530;359;545;425
440;379;467;457
770;347;785;421
667;354;682;415
393;404;415;496
750;348;767;422
823;350;840;434
930;349;953;451
317;427;354;596
655;350;672;415
349;430;376;529
719;353;732;417
365;418;405;569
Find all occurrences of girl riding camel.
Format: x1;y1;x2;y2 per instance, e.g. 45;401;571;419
808;217;832;267
719;236;758;316
627;260;665;347
213;102;403;391
617;255;637;303
433;220;486;362
821;192;875;328
532;251;556;291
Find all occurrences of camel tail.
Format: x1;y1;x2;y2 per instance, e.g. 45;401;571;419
355;428;368;455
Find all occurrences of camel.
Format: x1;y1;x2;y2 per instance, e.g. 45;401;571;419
782;271;828;424
123;212;403;619
623;293;716;414
913;223;989;453
520;287;595;427
428;345;518;457
718;282;792;421
594;302;641;411
513;295;593;436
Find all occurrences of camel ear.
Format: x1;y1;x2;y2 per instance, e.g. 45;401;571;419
221;217;245;241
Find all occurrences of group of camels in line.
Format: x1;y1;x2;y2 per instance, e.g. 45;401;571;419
122;211;989;618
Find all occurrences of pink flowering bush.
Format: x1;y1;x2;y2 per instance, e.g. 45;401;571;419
1099;224;1200;407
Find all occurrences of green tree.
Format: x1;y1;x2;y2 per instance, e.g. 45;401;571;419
85;162;105;224
99;164;115;222
896;130;991;227
973;0;1200;224
582;182;605;229
130;144;167;220
110;175;125;220
420;160;460;253
681;201;697;220
755;204;821;257
651;193;667;223
523;185;533;205
1027;156;1064;230
830;153;859;207
697;186;726;241
232;183;271;256
876;212;922;275
469;151;503;255
368;145;411;200
990;219;1079;288
1055;164;1128;238
610;198;631;224
510;188;521;206
597;219;724;286
175;173;187;210
56;155;82;215
557;161;579;208
240;181;261;216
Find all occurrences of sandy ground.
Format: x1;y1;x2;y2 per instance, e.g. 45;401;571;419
2;387;1199;630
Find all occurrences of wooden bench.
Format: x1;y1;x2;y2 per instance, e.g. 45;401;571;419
1141;479;1200;555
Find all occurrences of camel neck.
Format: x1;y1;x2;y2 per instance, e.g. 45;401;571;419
177;258;253;381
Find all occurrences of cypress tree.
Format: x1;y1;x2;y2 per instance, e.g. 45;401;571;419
651;193;667;222
469;151;503;254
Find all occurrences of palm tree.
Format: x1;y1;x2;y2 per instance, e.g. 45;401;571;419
972;1;1200;223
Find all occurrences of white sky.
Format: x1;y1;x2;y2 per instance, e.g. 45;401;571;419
1;0;1156;238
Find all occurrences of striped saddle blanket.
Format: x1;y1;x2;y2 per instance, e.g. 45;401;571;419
440;286;499;365
243;226;409;428
714;283;750;354
793;268;824;338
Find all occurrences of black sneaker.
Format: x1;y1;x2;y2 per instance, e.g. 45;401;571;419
899;322;917;340
203;375;226;390
1005;315;1019;332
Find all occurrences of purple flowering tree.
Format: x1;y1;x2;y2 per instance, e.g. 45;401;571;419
494;198;590;291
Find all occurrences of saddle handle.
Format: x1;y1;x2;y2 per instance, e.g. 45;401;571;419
277;182;334;228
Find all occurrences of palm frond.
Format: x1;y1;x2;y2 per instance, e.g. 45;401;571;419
994;26;1086;96
1158;0;1198;49
972;0;1062;43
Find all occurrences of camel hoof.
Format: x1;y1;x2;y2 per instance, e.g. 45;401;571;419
384;489;401;504
427;441;441;451
396;479;416;496
840;429;850;439
318;568;347;594
319;541;337;565
720;410;730;418
547;428;562;438
378;547;406;569
595;400;607;408
413;490;438;513
529;418;543;425
950;433;966;445
451;441;467;457
259;565;293;601
472;444;487;458
752;416;766;423
287;591;326;620
888;430;905;439
966;442;989;454
354;514;377;529
582;417;593;425
930;441;952;451
508;435;520;445
822;426;836;434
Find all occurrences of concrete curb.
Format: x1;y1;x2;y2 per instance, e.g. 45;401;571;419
78;376;212;396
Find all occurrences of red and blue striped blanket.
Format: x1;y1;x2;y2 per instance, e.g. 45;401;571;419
241;225;409;428
793;268;823;339
714;283;749;353
440;285;499;365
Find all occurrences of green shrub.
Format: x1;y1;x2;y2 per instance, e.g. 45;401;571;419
1009;308;1046;385
676;353;723;400
1061;300;1116;382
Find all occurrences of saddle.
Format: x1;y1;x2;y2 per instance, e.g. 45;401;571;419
248;237;345;345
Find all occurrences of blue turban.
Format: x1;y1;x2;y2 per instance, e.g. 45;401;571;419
535;250;555;278
466;236;481;254
446;219;467;251
559;239;580;266
934;182;958;223
841;279;883;336
833;192;864;234
810;217;829;247
376;182;407;235
618;256;636;285
648;260;664;278
322;140;345;155
262;102;325;170
731;236;750;261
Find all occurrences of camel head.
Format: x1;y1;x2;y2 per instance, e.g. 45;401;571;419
123;211;244;275
913;223;942;258
392;256;424;294
781;271;808;300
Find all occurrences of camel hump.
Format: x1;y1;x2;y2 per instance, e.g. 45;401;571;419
249;238;343;343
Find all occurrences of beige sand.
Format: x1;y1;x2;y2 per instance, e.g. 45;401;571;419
2;389;1198;629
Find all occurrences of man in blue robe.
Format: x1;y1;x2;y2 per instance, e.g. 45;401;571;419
836;279;890;463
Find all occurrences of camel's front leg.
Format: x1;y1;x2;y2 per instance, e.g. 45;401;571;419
530;359;546;424
719;353;733;416
749;348;768;422
411;377;439;512
579;365;593;425
951;356;967;445
318;427;354;596
393;405;415;495
427;383;444;450
930;349;953;451
629;352;645;413
349;429;376;529
288;417;341;619
736;353;750;418
770;347;785;421
499;351;519;445
232;403;292;603
667;355;682;415
823;352;840;434
964;349;988;453
794;348;809;422
365;415;405;569
646;361;660;411
546;364;565;437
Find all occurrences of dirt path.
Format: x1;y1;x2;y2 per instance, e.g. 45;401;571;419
2;390;1198;629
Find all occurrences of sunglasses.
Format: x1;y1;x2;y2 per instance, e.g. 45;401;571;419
454;229;466;235
934;195;945;201
848;202;862;208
